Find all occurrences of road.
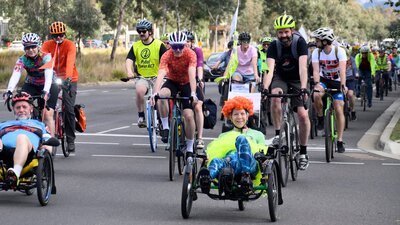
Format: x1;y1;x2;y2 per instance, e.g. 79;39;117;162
0;82;399;225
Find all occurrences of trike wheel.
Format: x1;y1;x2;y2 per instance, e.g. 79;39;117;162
238;200;245;211
181;169;194;219
36;151;54;206
267;163;279;222
278;123;289;187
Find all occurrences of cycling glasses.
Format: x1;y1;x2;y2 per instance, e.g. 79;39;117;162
52;33;65;39
170;44;185;51
241;40;250;44
24;45;38;51
137;29;148;34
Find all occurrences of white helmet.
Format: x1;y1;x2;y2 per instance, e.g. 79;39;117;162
22;33;41;47
311;27;335;42
360;45;370;53
168;31;187;45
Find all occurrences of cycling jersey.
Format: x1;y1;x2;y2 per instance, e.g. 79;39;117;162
8;52;54;93
355;53;377;76
42;39;79;82
159;48;197;85
376;55;390;71
126;39;167;77
0;119;48;152
312;46;347;81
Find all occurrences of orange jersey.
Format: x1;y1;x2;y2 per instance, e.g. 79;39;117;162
159;48;197;85
42;39;79;82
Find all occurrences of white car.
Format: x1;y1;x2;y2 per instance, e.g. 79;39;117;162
9;41;24;51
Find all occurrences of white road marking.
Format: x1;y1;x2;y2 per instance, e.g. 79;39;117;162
310;161;365;165
96;126;130;134
132;143;167;147
102;90;109;93
382;163;400;166
307;147;363;152
77;132;216;140
77;89;96;93
92;154;166;159
76;141;119;145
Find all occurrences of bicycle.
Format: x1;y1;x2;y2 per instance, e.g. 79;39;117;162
376;70;387;101
54;78;72;157
343;94;351;130
359;78;367;112
393;68;399;91
314;88;339;163
307;83;318;139
155;95;191;181
121;77;160;153
265;90;304;187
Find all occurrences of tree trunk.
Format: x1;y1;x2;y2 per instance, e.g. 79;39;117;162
110;1;126;61
175;0;180;31
162;1;167;34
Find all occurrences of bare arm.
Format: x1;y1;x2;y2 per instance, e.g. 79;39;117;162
298;55;308;89
153;69;167;94
125;58;135;78
263;58;275;90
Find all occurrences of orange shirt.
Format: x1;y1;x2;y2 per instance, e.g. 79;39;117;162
159;48;196;85
42;39;79;82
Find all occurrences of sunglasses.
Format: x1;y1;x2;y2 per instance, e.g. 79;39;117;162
24;46;37;51
52;34;65;39
263;43;270;46
241;40;250;43
171;44;185;51
137;29;148;34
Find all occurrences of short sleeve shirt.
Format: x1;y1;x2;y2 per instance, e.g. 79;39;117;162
236;45;257;75
312;46;347;81
159;48;197;85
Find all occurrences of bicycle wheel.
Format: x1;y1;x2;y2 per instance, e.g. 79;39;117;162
177;122;185;176
181;160;196;219
379;78;384;100
58;112;69;157
36;151;53;206
289;114;299;181
147;102;157;153
307;99;316;139
344;98;349;130
278;122;289;187
267;162;279;222
324;109;333;163
169;119;177;181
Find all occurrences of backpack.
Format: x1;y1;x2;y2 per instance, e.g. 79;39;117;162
74;104;86;132
276;31;303;60
202;99;217;129
317;45;342;62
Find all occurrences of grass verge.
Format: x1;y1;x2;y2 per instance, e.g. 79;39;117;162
390;119;400;142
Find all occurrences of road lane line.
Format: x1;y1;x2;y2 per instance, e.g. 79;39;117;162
132;143;167;147
76;141;120;145
77;133;215;140
382;163;400;166
92;154;166;159
96;126;130;134
307;147;363;152
310;161;365;165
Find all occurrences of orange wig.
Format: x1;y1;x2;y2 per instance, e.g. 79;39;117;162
222;96;254;118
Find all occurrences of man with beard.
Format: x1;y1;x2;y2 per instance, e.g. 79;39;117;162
262;15;310;170
126;19;167;128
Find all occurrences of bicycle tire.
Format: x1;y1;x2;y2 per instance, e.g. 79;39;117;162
57;112;69;158
278;122;290;187
307;99;316;139
37;151;53;206
181;159;196;219
177;121;186;176
344;99;349;130
324;109;333;163
169;119;177;181
147;103;157;153
289;114;299;181
267;163;279;222
379;78;384;101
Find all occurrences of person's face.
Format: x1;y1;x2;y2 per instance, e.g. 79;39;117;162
137;29;150;41
170;43;185;57
163;40;170;49
392;48;397;54
185;40;193;48
277;28;293;46
361;52;368;58
230;108;248;128
379;51;385;56
315;39;323;49
308;46;316;54
262;41;270;50
240;39;250;50
24;45;39;58
13;101;33;120
52;33;65;44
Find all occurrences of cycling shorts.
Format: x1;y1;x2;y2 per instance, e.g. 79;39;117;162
0;146;35;168
319;77;344;101
346;79;356;91
134;77;153;91
22;83;59;110
161;79;192;110
233;72;255;83
270;75;307;111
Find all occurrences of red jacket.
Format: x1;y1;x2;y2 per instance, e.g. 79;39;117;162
42;39;79;82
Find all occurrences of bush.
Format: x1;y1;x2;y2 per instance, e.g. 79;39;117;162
111;69;126;80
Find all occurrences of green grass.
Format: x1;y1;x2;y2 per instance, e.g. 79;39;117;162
390;119;400;142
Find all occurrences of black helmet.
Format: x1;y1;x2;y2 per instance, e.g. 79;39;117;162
227;41;233;48
238;32;251;41
136;19;152;30
183;31;194;41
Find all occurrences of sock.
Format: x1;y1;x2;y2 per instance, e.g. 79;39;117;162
138;112;145;118
186;139;194;153
13;164;23;177
300;145;307;155
161;117;169;130
275;130;280;136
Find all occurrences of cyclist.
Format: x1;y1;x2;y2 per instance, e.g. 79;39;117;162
4;33;58;137
197;96;269;193
232;32;260;91
212;40;233;73
372;46;379;60
42;21;79;152
345;48;358;120
152;31;198;159
389;47;400;87
311;27;347;153
184;31;205;150
125;19;167;128
375;48;391;97
257;36;272;80
355;46;376;107
0;92;50;188
262;15;310;170
160;33;170;50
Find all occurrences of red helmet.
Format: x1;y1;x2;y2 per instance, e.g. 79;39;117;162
12;92;33;107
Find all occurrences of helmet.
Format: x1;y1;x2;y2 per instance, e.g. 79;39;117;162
360;45;370;53
160;33;169;41
168;31;187;45
136;19;152;30
227;41;234;48
222;96;254;118
273;15;296;30
49;21;66;34
12;92;33;107
260;37;273;43
311;27;335;42
22;33;41;47
372;46;379;52
183;31;194;41
238;32;251;41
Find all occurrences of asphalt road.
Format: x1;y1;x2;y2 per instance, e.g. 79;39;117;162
0;82;399;225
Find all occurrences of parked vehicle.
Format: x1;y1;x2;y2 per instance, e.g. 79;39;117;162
203;52;225;82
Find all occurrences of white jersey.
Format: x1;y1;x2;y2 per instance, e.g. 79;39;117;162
312;46;347;81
